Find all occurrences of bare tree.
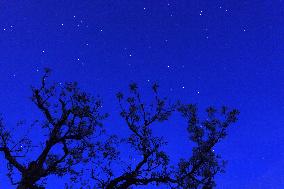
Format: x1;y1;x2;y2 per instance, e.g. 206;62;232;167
0;70;239;189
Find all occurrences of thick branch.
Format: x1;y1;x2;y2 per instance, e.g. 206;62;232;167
0;147;25;173
33;89;54;125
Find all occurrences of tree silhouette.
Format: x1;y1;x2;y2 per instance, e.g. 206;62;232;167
0;69;239;189
0;69;107;188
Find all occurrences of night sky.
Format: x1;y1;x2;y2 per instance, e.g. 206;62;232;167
0;0;284;188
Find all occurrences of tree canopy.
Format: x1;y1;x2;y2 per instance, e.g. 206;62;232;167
0;69;239;189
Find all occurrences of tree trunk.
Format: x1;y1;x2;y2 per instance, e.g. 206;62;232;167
17;182;29;189
16;177;38;189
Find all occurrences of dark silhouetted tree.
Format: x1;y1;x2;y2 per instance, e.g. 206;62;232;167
0;69;239;189
0;69;109;189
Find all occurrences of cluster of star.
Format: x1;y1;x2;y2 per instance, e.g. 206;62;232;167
6;2;251;97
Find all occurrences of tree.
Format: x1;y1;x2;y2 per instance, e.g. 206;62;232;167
0;68;107;188
0;69;239;189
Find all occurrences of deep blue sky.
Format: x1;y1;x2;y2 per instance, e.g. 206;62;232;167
0;0;284;188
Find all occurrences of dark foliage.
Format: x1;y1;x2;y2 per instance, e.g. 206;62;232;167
0;69;106;188
0;70;239;189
